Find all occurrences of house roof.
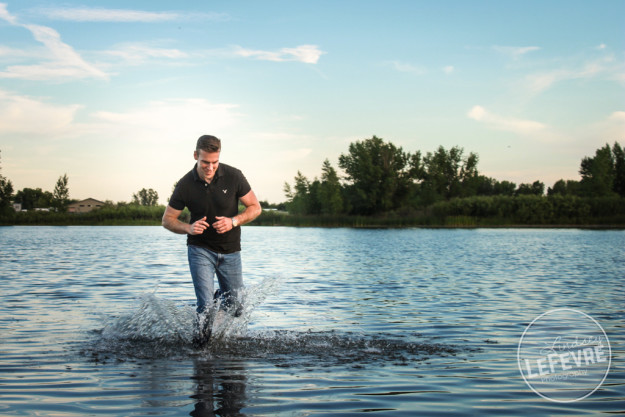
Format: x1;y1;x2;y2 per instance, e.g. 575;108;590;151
68;198;105;206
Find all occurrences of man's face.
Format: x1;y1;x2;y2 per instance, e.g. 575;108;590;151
194;149;220;182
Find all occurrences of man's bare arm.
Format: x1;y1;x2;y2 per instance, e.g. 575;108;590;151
213;190;262;234
235;190;262;226
162;205;209;235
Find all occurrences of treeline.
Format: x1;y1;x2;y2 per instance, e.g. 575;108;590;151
0;147;167;224
0;151;70;215
6;186;160;212
281;137;625;225
0;151;12;216
0;146;161;216
6;174;71;212
430;195;625;226
2;204;167;226
2;139;624;227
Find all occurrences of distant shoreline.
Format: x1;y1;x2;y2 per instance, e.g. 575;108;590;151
2;195;624;229
2;220;624;229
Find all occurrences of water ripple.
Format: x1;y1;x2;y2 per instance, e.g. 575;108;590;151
1;226;623;416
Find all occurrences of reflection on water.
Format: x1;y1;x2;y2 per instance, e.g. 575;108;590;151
0;226;623;416
190;359;248;417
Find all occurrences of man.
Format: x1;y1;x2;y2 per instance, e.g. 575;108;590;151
162;135;261;343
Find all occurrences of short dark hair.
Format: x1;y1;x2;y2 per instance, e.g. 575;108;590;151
196;135;221;153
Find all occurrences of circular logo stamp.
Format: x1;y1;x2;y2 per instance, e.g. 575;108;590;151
517;308;611;402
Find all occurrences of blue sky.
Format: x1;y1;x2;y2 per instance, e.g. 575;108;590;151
1;0;623;204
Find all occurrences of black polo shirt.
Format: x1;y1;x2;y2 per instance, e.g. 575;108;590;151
169;163;251;253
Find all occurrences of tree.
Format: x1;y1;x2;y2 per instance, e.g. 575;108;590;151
418;145;479;203
580;144;615;197
0;151;14;215
516;181;545;196
612;142;625;197
307;178;323;215
339;136;413;214
548;179;581;196
473;176;516;196
283;161;345;216
283;171;311;214
14;188;53;210
319;159;344;215
52;174;70;212
473;176;496;196
0;175;13;215
259;200;285;210
132;188;159;206
493;180;516;196
548;179;568;196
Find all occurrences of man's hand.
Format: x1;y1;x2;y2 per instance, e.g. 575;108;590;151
189;216;210;235
212;216;233;234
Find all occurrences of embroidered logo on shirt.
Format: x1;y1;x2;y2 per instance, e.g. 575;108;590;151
222;189;228;194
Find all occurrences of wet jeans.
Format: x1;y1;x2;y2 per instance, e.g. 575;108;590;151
187;245;243;314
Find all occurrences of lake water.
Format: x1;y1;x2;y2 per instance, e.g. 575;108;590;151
0;226;623;416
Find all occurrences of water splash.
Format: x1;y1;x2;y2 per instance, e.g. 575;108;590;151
96;293;196;358
89;275;467;364
105;294;194;342
92;276;282;358
210;330;463;367
209;274;283;341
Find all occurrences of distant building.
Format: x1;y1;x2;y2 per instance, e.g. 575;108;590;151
68;198;105;213
12;202;21;212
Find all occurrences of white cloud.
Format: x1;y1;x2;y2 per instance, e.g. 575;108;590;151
32;7;230;23
467;105;486;121
493;45;541;59
523;53;623;95
467;105;547;134
103;43;189;66
524;70;566;95
442;65;454;74
0;92;242;142
0;5;108;81
233;45;325;64
387;61;426;75
277;148;313;160
0;89;82;134
591;111;625;142
252;132;311;141
0;45;43;60
281;45;325;64
90;98;242;139
0;3;17;24
38;7;178;22
609;111;625;121
602;110;625;139
525;67;592;95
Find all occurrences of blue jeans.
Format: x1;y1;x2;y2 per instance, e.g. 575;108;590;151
187;245;243;314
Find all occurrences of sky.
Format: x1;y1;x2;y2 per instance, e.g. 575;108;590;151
0;0;623;204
